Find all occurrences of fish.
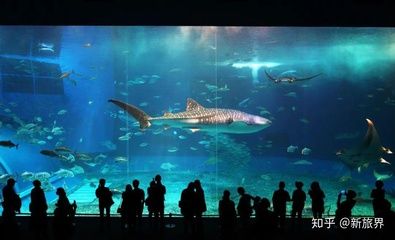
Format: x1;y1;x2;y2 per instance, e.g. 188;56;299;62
60;70;74;79
284;92;297;98
115;156;128;163
0;174;13;184
178;135;187;140
265;70;322;83
238;98;250;107
160;162;177;171
139;142;148;147
118;132;132;141
293;160;313;165
299;118;309;124
37;140;47;145
53;168;75;178
337;119;393;173
190;147;198;151
57;109;67;115
34;172;51;180
0;140;19;149
301;147;312;155
108;98;271;134
40;150;60;157
287;145;298;153
54;146;73;155
198;140;210;145
20;171;35;181
70;165;85;175
167;147;178;153
373;169;393;181
39;47;54;52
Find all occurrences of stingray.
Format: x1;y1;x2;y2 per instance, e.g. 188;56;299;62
265;69;322;83
336;119;392;172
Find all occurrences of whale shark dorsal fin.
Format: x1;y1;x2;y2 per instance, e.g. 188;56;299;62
186;98;205;111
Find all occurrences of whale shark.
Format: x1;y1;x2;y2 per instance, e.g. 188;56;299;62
109;98;271;134
336;119;392;172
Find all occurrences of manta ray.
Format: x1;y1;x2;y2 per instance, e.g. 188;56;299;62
109;98;271;134
265;70;322;83
336;119;392;172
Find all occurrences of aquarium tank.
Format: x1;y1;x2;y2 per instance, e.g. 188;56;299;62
0;26;394;216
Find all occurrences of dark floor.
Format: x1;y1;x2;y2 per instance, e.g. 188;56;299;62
0;216;391;240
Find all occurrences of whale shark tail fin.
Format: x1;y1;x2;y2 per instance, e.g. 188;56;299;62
109;99;151;129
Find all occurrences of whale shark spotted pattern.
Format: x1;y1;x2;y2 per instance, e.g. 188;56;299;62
109;98;271;134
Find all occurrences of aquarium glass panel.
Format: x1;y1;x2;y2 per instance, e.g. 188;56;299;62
0;26;394;216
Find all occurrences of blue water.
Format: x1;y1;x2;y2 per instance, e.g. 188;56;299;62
0;26;394;216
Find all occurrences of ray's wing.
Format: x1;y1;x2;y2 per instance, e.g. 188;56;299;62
264;70;277;81
294;73;322;81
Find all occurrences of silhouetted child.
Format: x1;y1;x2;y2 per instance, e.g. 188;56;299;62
95;178;114;227
308;181;325;218
30;180;48;240
146;180;156;225
255;198;278;237
53;187;77;240
335;189;356;226
291;181;306;228
371;180;386;217
2;178;21;234
132;179;145;226
179;182;196;234
218;190;237;240
194;179;206;234
272;181;290;229
237;187;253;228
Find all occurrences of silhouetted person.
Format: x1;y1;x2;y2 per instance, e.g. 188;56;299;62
371;180;386;217
153;174;166;226
132;179;145;227
382;199;395;231
95;178;114;227
120;184;135;230
179;182;196;234
291;181;306;228
308;181;325;218
1;178;21;231
237;187;253;228
335;189;356;226
146;180;156;225
53;187;77;240
255;198;278;237
194;179;206;234
30;180;48;240
218;190;237;240
272;181;290;229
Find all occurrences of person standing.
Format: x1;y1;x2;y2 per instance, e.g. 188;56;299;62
218;190;237;240
30;180;48;240
272;181;291;230
179;182;196;234
308;181;325;219
95;178;114;227
291;181;306;228
153;174;166;226
2;178;21;231
132;179;145;227
371;180;386;217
